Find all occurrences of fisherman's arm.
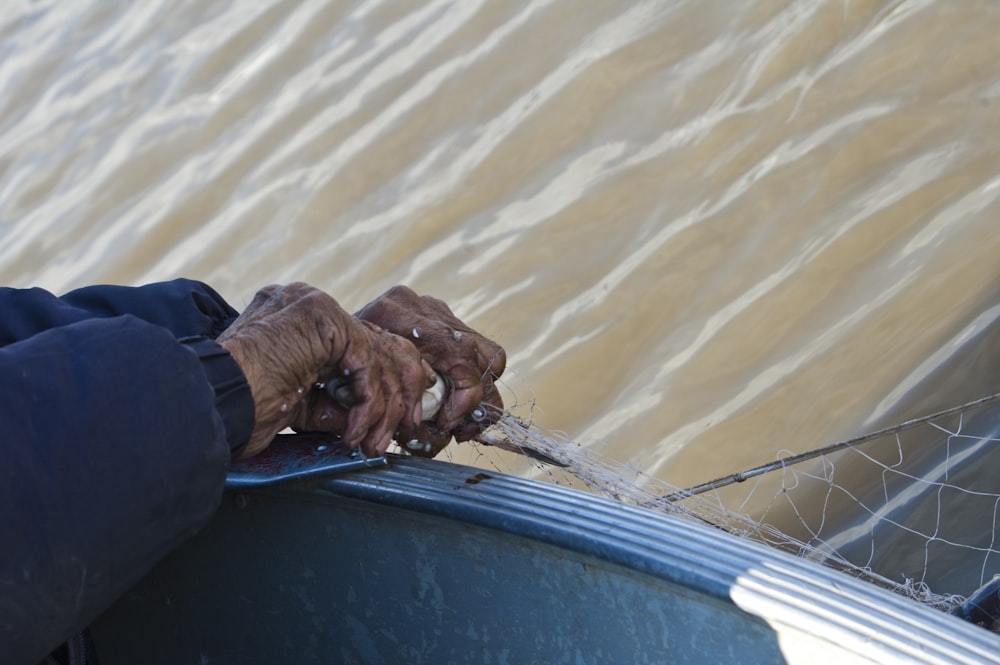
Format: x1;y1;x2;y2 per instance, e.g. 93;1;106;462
0;315;252;664
0;280;500;662
0;278;239;347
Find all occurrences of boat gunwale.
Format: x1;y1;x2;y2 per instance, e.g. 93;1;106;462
292;454;1000;664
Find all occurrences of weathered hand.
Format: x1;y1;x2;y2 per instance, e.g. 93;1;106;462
356;285;507;456
218;283;434;458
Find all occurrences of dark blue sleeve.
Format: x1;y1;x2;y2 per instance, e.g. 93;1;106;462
0;278;240;347
0;313;252;663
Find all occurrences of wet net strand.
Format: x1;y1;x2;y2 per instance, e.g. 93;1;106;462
470;393;1000;613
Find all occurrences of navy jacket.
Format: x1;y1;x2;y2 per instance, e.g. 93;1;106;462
0;279;254;664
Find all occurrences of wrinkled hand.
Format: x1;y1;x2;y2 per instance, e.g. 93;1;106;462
356;285;507;456
218;283;434;458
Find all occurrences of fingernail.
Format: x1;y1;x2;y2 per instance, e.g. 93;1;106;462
412;401;423;426
421;374;446;420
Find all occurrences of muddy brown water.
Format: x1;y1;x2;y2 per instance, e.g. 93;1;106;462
3;1;1000;595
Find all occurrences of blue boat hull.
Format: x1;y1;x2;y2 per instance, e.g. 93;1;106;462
93;456;1000;664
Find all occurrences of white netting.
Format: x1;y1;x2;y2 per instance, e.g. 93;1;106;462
460;391;1000;614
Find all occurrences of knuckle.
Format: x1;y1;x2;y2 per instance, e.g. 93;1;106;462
386;284;416;299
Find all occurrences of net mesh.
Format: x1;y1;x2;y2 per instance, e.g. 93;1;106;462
457;391;1000;613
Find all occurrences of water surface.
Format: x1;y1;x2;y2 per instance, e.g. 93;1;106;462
4;0;1000;593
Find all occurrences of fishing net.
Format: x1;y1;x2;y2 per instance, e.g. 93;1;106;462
453;391;1000;616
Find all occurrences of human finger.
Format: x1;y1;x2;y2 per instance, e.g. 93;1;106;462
336;324;425;454
356;286;507;451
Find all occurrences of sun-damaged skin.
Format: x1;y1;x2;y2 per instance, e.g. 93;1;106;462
218;283;434;458
356;285;507;456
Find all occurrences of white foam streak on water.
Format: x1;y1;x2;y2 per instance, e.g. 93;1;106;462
580;144;959;454
898;175;1000;260
645;267;918;478
866;303;1000;427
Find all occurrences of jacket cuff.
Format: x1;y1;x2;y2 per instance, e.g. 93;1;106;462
180;336;254;458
